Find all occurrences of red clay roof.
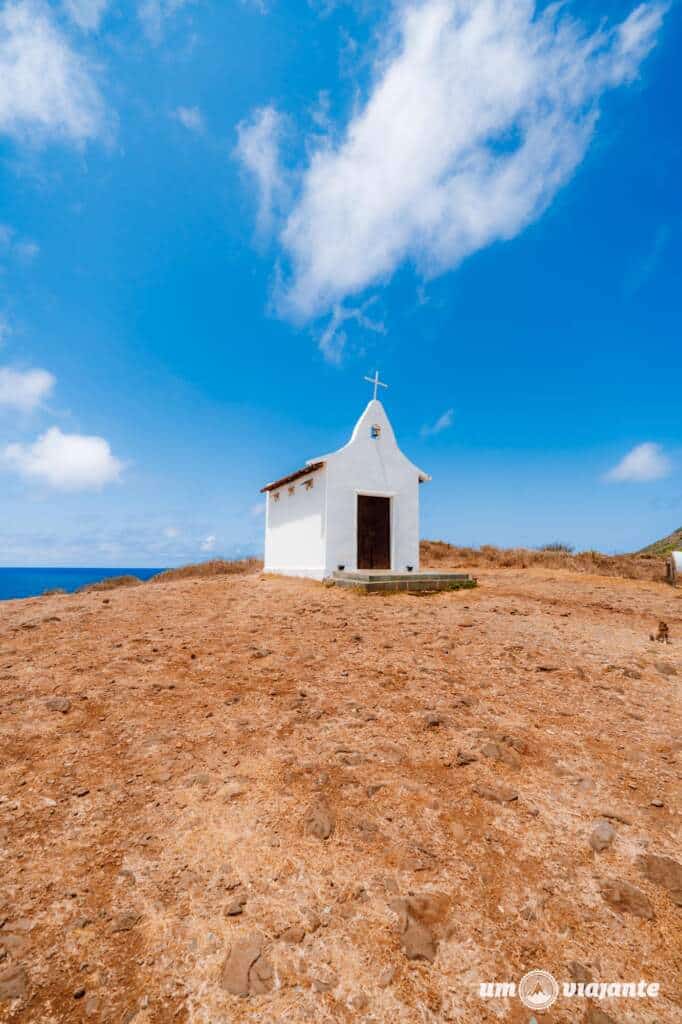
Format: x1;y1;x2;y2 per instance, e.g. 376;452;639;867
260;461;324;493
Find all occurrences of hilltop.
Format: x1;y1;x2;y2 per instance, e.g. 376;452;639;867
638;527;682;558
0;563;680;1022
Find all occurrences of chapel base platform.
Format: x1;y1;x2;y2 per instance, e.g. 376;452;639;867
329;570;477;594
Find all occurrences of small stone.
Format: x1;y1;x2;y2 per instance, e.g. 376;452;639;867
311;968;338;993
45;697;71;714
280;925;305;944
349;991;368;1010
599;878;654;919
567;960;593;983
589;821;615;852
424;712;443;728
0;964;28;1000
598;808;631;825
637;853;682;906
650;798;664;808
304;798;335;840
377;964;396;988
225;892;248;916
74;987;86;999
73;787;90;798
110;911;142;933
221;932;266;998
455;750;477;766
472;783;518;804
223;781;247;800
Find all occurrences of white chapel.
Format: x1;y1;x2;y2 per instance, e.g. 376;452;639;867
261;374;430;580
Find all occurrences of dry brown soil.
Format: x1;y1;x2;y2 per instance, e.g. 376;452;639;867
1;568;680;1023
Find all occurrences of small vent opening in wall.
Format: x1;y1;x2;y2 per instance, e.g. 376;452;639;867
371;424;381;439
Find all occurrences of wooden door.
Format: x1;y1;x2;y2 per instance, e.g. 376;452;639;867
357;495;391;570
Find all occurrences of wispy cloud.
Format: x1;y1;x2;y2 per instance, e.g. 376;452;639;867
138;0;194;44
234;105;288;238
172;105;204;133
62;0;109;32
200;533;216;551
3;426;124;490
0;223;39;262
318;296;386;364
0;0;106;143
604;442;672;483
421;407;454;437
0;366;55;412
248;0;667;322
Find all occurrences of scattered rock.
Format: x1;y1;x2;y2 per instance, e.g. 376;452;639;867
567;960;593;983
390;893;448;963
0;964;28;1000
472;783;518;804
311;967;338;993
599;878;654;919
655;661;676;676
280;925;305;944
73;987;86;999
456;750;478;766
650;798;664;808
45;697;71;714
72;787;90;798
377;964;396;988
637;853;682;906
304;798;335;840
589;821;615;852
424;712;443;728
598;808;631;825
221;932;272;997
223;781;247;800
225;891;248;916
110;911;142;933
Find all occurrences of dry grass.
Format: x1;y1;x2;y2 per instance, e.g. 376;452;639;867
149;557;262;584
420;539;668;582
79;574;142;592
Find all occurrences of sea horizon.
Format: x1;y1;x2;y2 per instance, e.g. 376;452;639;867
0;567;165;602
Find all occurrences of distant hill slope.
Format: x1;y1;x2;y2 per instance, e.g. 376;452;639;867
639;527;682;557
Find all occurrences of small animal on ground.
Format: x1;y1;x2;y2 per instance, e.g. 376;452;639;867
650;621;671;643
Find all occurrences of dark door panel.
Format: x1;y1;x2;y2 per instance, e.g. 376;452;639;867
357;495;390;569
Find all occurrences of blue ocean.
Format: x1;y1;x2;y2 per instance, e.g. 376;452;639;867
0;568;163;601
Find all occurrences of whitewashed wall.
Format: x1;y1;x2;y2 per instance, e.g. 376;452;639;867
323;399;423;575
264;467;327;579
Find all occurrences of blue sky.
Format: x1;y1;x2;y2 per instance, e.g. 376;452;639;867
0;0;680;566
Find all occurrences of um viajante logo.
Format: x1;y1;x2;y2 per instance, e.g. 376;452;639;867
517;971;560;1011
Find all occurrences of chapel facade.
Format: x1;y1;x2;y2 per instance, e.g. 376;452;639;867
261;393;430;580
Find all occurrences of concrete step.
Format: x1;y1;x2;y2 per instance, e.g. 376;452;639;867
329;570;477;593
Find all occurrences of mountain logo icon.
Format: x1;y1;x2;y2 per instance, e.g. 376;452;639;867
518;970;560;1011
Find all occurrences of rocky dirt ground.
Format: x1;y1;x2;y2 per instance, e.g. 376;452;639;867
0;568;680;1024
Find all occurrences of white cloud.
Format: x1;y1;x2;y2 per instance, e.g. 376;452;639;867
163;526;180;538
200;533;216;552
272;0;666;321
318;296;386;364
0;366;55;412
0;0;106;143
605;442;672;483
421;407;454;437
3;426;123;489
138;0;193;44
0;223;39;262
172;105;204;133
62;0;109;32
235;105;288;237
